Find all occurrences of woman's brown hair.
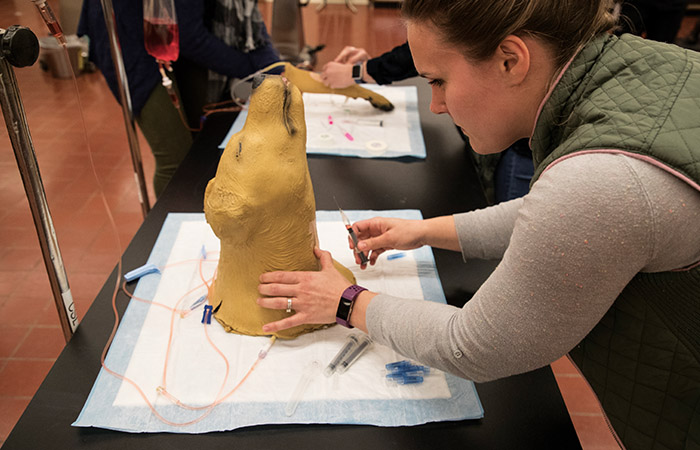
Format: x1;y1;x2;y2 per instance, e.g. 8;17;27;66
402;0;617;70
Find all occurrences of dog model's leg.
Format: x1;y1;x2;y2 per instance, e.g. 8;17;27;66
282;62;394;111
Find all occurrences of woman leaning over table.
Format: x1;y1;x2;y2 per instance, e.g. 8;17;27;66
258;1;700;448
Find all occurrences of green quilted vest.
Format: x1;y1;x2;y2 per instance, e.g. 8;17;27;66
530;34;700;450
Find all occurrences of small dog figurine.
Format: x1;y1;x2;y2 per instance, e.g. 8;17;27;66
204;75;355;339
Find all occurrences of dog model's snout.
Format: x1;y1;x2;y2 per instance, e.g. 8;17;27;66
252;74;266;90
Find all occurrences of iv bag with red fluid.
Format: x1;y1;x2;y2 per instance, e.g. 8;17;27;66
143;0;179;64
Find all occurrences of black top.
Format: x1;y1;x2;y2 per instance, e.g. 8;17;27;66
366;43;417;85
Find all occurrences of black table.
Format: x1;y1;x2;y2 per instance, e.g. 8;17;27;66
3;80;581;449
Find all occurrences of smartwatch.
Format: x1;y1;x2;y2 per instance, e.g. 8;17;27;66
336;285;367;328
351;63;363;81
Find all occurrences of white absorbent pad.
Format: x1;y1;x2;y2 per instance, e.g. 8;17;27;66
73;210;482;433
220;85;426;158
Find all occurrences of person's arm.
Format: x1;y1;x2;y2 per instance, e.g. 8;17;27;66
453;197;523;260
321;60;377;88
321;42;416;88
365;42;417;85
367;153;662;381
259;153;699;382
174;0;279;78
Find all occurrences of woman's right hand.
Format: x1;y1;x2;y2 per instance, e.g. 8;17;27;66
351;217;426;267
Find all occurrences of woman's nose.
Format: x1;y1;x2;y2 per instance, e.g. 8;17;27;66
429;88;448;114
429;97;448;115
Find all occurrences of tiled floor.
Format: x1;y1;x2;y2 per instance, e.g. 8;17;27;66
0;1;697;448
0;1;157;444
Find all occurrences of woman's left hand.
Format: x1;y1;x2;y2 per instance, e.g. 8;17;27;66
257;247;352;333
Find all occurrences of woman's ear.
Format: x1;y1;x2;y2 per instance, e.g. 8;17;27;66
497;35;530;85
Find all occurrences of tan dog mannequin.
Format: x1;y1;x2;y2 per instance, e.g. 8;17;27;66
204;75;356;339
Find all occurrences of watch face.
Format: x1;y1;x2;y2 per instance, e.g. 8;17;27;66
352;64;362;79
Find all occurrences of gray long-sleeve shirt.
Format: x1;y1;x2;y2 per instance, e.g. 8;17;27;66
366;153;700;382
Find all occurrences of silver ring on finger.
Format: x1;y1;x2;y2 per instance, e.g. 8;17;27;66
286;297;293;313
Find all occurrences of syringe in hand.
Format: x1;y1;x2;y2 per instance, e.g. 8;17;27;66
30;0;66;45
334;199;369;265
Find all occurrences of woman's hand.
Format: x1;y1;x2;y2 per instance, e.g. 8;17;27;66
333;46;370;64
257;247;352;333
320;46;373;88
320;61;354;89
351;217;427;267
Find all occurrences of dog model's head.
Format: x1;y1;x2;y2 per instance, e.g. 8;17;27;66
204;75;313;243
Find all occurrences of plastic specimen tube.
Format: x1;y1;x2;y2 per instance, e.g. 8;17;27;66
324;334;359;377
336;335;373;374
285;361;319;416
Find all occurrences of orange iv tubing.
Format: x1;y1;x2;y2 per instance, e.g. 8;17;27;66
158;63;243;133
30;2;275;427
115;258;277;427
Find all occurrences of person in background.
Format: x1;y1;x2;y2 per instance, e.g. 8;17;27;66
321;43;533;205
259;1;700;448
78;0;279;197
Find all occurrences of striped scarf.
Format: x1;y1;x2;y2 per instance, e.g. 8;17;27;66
208;0;265;101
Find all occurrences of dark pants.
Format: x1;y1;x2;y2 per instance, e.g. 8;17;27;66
136;78;193;198
494;139;534;203
135;59;211;198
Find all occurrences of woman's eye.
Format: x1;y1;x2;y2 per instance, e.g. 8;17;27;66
428;78;444;87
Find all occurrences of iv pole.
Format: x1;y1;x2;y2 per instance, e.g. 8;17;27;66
30;0;150;216
0;25;78;342
99;0;151;218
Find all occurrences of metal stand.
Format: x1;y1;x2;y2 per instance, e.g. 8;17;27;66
100;0;151;218
0;25;78;342
271;0;308;62
271;0;324;68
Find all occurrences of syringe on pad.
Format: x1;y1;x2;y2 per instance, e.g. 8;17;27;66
324;334;373;376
